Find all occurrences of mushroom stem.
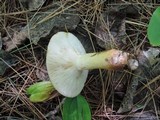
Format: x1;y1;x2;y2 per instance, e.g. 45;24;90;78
76;49;129;70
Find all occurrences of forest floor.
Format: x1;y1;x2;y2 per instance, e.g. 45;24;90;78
0;0;160;120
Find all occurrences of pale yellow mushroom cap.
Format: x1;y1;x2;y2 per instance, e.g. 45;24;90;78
46;32;88;97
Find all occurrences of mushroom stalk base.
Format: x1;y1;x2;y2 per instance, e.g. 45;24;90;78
76;49;129;70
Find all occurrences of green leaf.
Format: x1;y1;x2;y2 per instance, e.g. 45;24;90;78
27;81;54;94
147;7;160;46
62;95;91;120
26;81;54;102
29;92;50;102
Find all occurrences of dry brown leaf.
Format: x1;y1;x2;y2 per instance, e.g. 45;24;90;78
20;0;46;10
95;10;126;49
36;65;49;80
0;50;17;75
155;86;160;95
25;4;80;44
3;30;27;51
0;32;2;50
28;0;45;10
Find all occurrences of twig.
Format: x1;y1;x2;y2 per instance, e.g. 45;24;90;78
45;98;65;118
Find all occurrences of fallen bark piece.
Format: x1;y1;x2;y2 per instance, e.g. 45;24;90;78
118;48;160;113
0;33;2;50
0;50;17;75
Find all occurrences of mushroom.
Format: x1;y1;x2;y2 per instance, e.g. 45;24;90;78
46;32;136;97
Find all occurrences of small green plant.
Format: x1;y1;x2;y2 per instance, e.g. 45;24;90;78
62;95;91;120
27;81;54;102
147;7;160;46
27;83;91;120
